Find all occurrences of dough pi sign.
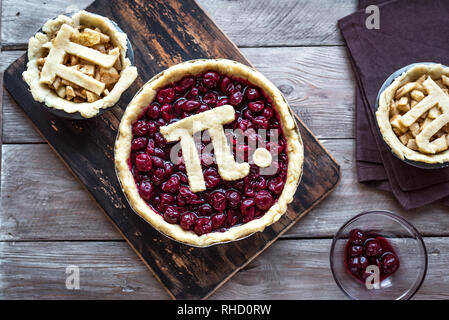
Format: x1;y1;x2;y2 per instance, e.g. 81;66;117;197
39;23;120;95
160;105;275;193
400;77;449;154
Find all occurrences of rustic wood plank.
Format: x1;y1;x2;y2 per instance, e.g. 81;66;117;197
0;240;169;299
246;47;355;139
2;89;44;143
0;51;43;143
3;140;449;241
0;143;119;241
1;0;356;47
0;238;447;299
3;0;340;299
2;46;355;143
198;0;357;47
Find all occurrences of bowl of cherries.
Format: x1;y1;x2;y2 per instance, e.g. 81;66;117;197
330;211;427;300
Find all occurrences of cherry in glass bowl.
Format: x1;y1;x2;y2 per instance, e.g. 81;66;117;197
329;211;427;300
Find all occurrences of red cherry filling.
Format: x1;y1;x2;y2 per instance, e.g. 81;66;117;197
163;206;180;224
161;175;181;193
226;190;241;208
365;240;383;257
254;190;273;210
203;71;220;88
194;217;213;236
209;191;227;212
131;137;148;150
147;103;160;119
345;229;400;283
348;245;363;257
240;199;255;223
157;87;175;104
349;229;366;246
138;181;154;201
204;168;221;188
129;71;288;236
245;87;260;100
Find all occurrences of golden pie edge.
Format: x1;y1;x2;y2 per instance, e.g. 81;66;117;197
376;63;449;164
114;59;304;247
22;10;138;118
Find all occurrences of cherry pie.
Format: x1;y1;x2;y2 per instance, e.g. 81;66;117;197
115;59;303;246
377;64;449;163
23;10;138;118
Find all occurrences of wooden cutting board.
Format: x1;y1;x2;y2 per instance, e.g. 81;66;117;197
2;0;340;299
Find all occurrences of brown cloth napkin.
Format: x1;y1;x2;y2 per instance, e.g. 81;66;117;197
338;0;449;209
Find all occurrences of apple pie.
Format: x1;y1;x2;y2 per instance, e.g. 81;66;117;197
115;59;303;246
23;10;138;118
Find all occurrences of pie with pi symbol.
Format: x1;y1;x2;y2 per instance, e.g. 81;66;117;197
22;10;138;118
115;59;303;246
377;64;449;163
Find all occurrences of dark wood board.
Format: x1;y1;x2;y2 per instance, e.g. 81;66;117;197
2;0;340;299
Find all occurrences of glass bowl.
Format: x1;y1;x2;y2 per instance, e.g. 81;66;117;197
330;211;427;300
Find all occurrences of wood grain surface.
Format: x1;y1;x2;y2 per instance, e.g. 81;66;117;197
3;142;449;241
2;0;339;300
1;238;447;300
2;46;355;143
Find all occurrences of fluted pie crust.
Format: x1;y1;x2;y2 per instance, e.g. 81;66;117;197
377;64;449;164
23;10;138;118
115;59;303;246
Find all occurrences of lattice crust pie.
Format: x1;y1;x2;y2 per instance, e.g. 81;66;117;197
115;59;303;246
377;64;449;163
23;10;138;118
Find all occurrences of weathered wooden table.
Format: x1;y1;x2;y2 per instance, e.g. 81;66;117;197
1;0;448;300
